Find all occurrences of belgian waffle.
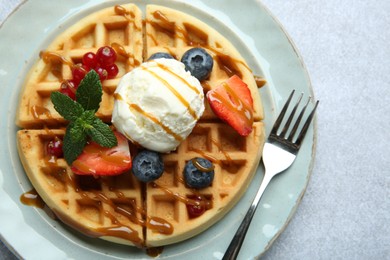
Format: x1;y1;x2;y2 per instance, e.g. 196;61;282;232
16;4;143;128
16;4;265;248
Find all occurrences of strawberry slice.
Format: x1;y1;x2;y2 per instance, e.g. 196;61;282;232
71;131;132;176
206;75;254;136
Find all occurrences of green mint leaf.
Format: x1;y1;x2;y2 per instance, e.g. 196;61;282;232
51;70;118;165
63;123;87;165
79;110;96;125
76;70;102;112
51;92;84;121
70;120;86;142
86;117;118;148
71;110;96;141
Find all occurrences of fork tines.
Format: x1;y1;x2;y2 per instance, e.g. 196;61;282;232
270;90;319;150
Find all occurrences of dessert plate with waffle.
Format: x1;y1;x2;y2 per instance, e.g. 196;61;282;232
0;0;316;259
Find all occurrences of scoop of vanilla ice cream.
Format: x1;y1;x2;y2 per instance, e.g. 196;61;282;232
112;58;205;153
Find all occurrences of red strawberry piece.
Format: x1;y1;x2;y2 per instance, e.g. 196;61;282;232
206;75;254;136
71;131;132;176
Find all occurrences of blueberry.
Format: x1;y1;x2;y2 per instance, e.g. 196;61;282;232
132;150;164;182
181;48;213;81
148;52;174;60
184;158;215;189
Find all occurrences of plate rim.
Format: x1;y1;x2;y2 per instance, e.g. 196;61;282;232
254;0;317;256
0;0;317;259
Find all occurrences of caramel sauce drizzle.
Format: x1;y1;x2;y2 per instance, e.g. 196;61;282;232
215;55;242;78
45;154;58;164
71;160;96;174
20;189;57;221
99;194;172;239
130;102;184;142
19;127;167;247
140;66;199;120
254;75;267;88
72;143;131;175
114;93;183;142
190;148;220;164
211;138;233;163
190;138;238;173
97;226;142;245
155;62;201;95
145;14;172;34
152;11;171;26
111;42;141;67
162;47;176;58
151;182;193;205
20;189;45;208
146;217;173;235
21;5;259;254
34;160;174;247
114;5;135;18
38;51;81;119
191;158;215;172
114;5;140;31
148;11;251;77
150;182;211;208
31;105;52;119
96;192;173;235
146;32;159;46
111;42;130;58
40;51;88;78
40;51;74;68
146;247;164;257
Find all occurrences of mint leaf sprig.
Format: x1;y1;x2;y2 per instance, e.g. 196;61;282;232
51;70;117;165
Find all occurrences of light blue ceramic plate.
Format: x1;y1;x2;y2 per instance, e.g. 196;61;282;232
0;0;316;259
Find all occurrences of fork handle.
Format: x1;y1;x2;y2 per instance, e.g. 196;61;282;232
222;173;273;260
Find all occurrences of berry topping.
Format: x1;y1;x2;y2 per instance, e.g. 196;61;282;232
184;158;215;189
94;66;108;81
46;137;63;158
71;131;131;176
72;64;89;84
148;52;174;60
207;75;254;136
186;195;212;218
181;48;213;81
82;52;98;69
56;46;119;100
105;63;119;79
60;79;77;100
132;150;164;182
96;46;117;66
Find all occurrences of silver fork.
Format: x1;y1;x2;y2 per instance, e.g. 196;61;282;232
222;90;319;260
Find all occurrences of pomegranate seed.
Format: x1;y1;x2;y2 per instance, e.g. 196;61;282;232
60;80;78;100
82;52;98;68
186;195;209;218
94;67;108;81
106;63;119;79
72;64;89;84
46;137;63;158
96;46;117;66
187;203;205;218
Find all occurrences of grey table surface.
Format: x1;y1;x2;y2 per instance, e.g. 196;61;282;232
1;0;389;259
